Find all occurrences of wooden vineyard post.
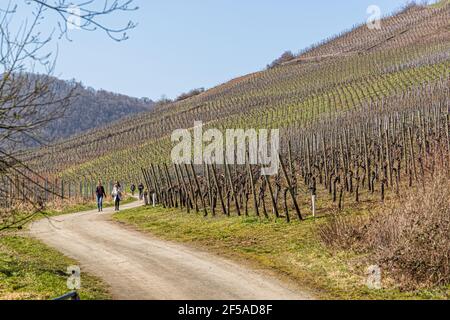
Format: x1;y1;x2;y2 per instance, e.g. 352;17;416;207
402;115;409;175
287;140;297;195
310;177;317;218
223;161;231;214
322;132;329;189
142;168;153;204
283;188;290;223
52;177;57;201
306;137;311;185
164;163;175;207
156;164;170;208
184;163;198;213
45;179;49;202
156;165;167;207
385;128;393;188
150;164;161;203
141;168;147;193
264;174;279;218
190;163;208;216
67;180;70;199
312;194;316;218
147;167;158;203
178;164;192;213
175;164;190;213
144;191;149;205
225;160;240;216
172;164;183;209
408;127;418;183
363;131;370;191
246;156;259;217
211;163;227;216
205;164;214;215
339;134;348;192
279;153;304;221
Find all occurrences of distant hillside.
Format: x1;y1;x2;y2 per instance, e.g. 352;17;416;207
36;77;154;144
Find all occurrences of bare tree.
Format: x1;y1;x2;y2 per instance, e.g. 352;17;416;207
267;51;296;69
0;0;137;230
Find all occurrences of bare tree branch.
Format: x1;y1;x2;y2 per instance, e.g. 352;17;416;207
0;0;138;231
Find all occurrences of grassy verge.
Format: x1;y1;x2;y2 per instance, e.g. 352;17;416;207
0;236;110;300
114;206;448;300
0;198;129;300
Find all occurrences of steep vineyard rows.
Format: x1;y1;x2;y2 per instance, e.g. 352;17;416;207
136;81;449;222
25;41;449;174
13;2;449;219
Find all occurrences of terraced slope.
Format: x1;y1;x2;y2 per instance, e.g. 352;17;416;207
25;3;449;184
299;3;449;59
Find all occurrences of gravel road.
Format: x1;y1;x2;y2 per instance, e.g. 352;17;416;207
30;200;312;300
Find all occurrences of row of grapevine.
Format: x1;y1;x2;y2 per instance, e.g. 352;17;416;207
16;3;449;213
138;80;449;221
24;41;448;177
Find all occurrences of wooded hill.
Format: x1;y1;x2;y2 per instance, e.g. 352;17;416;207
27;77;155;146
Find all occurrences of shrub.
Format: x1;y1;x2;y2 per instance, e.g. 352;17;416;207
318;213;368;250
319;172;450;289
267;51;296;69
176;88;205;102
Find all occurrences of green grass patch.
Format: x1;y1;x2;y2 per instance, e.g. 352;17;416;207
114;206;449;300
0;236;110;300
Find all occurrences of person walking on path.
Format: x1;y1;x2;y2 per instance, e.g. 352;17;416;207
138;183;144;200
95;181;107;212
112;182;123;211
130;183;136;196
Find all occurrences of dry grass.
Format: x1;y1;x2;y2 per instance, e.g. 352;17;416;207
319;172;450;290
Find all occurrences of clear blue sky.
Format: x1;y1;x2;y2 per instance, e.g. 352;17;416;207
51;0;421;100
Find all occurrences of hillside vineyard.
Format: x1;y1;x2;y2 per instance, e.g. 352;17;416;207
15;3;450;220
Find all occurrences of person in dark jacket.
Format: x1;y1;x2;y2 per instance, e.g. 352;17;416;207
95;180;107;212
138;183;144;200
130;183;136;196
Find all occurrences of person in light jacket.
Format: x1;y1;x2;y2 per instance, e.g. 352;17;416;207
112;182;122;211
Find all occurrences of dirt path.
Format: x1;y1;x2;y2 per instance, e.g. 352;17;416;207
30;199;312;300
